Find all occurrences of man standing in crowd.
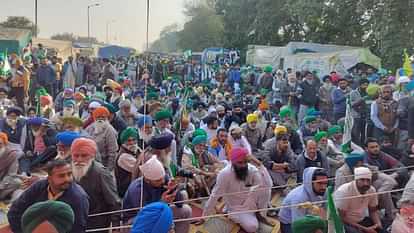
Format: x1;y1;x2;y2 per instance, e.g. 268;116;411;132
297;71;320;122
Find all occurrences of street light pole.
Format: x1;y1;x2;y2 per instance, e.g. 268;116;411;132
34;0;38;37
146;0;149;51
87;3;100;44
106;20;115;44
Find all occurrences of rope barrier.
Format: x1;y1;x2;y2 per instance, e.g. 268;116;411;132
85;188;412;232
87;164;414;217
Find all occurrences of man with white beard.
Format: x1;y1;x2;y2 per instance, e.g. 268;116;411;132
55;131;81;161
70;138;121;233
85;106;119;171
137;115;155;149
50;99;79;131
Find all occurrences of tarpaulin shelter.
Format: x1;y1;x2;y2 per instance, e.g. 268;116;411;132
0;27;32;54
283;48;382;77
246;42;381;77
98;45;133;58
32;38;73;58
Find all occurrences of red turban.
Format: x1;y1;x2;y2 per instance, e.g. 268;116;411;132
40;95;52;106
231;147;249;163
92;107;110;120
70;138;97;156
0;132;8;144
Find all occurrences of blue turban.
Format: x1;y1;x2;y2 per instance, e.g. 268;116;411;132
137;115;153;128
345;153;365;170
130;202;173;233
27;117;49;126
56;131;81;147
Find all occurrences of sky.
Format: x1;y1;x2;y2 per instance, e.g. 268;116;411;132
0;0;186;50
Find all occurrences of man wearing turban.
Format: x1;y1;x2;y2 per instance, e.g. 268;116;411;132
181;134;222;197
0;132;22;201
260;129;297;188
200;147;271;233
130;202;173;233
21;200;75;233
7;159;89;233
123;156;192;233
85;106;119;171
70;138;121;233
55;131;81;161
241;113;263;152
114;127;140;197
0;107;26;152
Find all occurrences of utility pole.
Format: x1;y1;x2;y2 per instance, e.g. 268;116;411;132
34;0;38;37
87;3;100;44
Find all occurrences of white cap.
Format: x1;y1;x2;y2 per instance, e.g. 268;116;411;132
208;106;217;114
140;155;165;180
399;76;410;84
354;167;372;180
89;101;102;109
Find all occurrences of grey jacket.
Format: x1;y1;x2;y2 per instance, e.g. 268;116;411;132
295;151;329;182
85;122;119;171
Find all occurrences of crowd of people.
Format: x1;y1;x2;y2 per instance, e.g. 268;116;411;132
0;44;413;233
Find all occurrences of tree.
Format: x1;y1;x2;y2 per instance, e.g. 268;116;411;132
50;33;99;44
51;33;77;41
150;24;179;52
0;16;38;35
178;0;224;51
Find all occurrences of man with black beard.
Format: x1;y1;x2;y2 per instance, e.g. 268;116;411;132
7;159;89;233
279;168;328;233
201;147;270;233
335;167;386;233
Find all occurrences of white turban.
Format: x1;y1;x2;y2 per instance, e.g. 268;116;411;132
399;76;410;84
140;155;165;180
89;101;102;109
354;167;372;180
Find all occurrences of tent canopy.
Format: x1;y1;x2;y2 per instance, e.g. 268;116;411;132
98;45;133;58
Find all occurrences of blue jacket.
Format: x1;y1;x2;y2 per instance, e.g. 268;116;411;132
278;167;326;224
331;88;347;114
36;64;56;86
7;179;89;233
122;177;168;223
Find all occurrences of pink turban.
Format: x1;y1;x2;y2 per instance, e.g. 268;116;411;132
231;147;249;163
70;138;97;156
40;95;52;106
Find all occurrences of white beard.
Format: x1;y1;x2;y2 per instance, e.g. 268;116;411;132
0;147;6;158
62;109;74;117
72;159;92;182
94;121;108;134
139;129;154;143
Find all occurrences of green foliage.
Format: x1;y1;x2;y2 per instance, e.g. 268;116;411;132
157;0;414;70
150;24;179;53
0;16;38;35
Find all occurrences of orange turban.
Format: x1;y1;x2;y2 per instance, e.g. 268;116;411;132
74;92;85;101
92;107;110;120
40;95;52;106
70;138;97;156
258;100;269;111
0;132;8;144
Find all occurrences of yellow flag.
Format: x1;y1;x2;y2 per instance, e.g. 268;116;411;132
403;49;413;76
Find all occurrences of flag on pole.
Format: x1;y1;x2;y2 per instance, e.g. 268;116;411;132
183;49;192;61
403;49;413;77
327;186;344;233
0;51;11;77
341;97;353;154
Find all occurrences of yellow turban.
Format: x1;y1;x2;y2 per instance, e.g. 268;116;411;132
274;125;288;135
246;113;258;124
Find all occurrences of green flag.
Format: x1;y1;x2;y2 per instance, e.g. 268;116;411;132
183;49;192;61
341;98;353;154
0;51;11;77
327;186;344;233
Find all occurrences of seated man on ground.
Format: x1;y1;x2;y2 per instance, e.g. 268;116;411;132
278;168;328;233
